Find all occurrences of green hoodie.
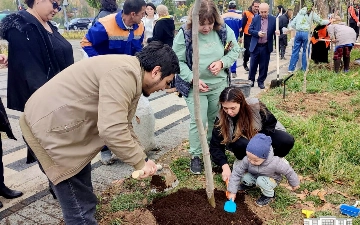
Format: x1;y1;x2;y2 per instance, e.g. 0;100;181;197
172;25;240;85
289;7;329;31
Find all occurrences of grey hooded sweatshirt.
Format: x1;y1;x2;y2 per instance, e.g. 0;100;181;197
227;148;300;194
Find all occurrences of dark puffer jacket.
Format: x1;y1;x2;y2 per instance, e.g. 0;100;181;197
0;10;73;111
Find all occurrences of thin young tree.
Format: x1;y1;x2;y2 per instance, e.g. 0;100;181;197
303;5;316;93
191;0;216;208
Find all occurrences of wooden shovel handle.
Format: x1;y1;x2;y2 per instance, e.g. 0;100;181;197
225;179;230;199
132;164;163;179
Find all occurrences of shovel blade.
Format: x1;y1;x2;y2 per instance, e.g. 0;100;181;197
158;164;179;189
270;78;284;89
224;200;237;213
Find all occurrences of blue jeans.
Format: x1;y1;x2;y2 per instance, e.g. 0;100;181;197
288;31;309;71
52;163;98;225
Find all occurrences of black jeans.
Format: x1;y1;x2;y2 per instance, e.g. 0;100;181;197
29;148;98;224
0;139;4;187
229;129;295;160
243;34;252;65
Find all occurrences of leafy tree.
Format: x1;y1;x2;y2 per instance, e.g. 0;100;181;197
162;0;176;16
86;0;101;10
0;0;17;11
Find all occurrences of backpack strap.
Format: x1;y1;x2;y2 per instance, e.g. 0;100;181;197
180;24;193;70
181;23;231;85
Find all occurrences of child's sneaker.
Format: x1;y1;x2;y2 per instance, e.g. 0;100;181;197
255;194;275;207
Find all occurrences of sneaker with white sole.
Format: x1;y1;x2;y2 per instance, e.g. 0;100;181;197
255;194;275;207
190;156;202;174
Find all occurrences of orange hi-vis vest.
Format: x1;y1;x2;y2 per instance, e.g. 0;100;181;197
244;11;255;35
311;25;330;48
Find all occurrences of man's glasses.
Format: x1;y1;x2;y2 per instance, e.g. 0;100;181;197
51;1;62;11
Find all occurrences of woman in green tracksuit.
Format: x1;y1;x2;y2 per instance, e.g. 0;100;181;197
172;0;240;174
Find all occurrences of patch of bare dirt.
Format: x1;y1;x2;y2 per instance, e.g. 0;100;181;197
147;188;262;225
99;209;157;225
243;194;275;222
276;91;359;121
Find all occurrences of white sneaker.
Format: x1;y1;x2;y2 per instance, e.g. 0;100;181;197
288;71;294;74
232;73;237;78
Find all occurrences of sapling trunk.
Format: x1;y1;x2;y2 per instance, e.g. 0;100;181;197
303;7;316;93
191;0;216;208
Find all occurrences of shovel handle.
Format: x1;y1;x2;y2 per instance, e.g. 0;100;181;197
132;164;163;179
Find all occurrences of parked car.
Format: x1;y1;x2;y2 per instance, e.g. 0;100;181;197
0;10;16;22
179;16;188;23
66;18;92;30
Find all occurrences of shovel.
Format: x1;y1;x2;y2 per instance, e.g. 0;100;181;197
224;179;237;213
132;164;179;192
270;13;284;89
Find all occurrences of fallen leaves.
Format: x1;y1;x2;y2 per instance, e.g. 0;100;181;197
311;189;327;202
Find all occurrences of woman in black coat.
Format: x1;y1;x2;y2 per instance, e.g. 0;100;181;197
209;87;295;182
0;54;23;208
0;0;74;198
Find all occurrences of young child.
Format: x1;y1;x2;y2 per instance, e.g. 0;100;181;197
227;133;300;206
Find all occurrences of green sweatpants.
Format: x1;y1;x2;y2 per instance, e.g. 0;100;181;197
184;81;228;157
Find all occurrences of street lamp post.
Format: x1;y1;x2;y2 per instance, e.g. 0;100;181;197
63;0;69;31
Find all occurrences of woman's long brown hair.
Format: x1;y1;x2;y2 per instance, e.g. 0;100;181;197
216;87;257;144
186;0;223;30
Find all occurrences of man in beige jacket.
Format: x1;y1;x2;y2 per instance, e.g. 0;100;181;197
19;41;180;224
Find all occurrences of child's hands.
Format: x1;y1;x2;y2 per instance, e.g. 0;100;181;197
0;54;8;66
292;185;300;191
227;192;236;201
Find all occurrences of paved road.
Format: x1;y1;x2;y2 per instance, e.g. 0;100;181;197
0;39;292;223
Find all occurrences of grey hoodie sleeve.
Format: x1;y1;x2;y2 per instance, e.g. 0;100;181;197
276;160;300;187
227;158;248;194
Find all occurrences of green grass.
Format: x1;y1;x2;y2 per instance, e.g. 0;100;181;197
110;191;145;212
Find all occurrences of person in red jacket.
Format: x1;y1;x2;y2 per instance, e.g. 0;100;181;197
348;0;360;39
241;0;260;71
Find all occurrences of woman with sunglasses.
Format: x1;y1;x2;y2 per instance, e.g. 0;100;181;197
0;0;73;198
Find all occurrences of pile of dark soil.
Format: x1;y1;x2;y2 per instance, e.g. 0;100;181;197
147;188;263;225
150;175;168;192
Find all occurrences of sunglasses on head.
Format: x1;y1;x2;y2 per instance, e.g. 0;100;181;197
51;1;62;11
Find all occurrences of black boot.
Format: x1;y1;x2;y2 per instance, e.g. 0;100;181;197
343;56;350;72
0;186;23;199
334;59;341;73
0;200;3;208
243;63;249;71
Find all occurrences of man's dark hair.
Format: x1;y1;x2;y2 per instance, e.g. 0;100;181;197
123;0;146;15
251;0;260;5
101;0;118;12
24;0;35;8
136;41;180;79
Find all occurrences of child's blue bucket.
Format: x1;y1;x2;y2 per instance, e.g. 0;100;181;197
224;199;237;213
340;204;360;217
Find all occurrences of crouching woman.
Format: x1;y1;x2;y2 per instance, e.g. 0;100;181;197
209;87;295;182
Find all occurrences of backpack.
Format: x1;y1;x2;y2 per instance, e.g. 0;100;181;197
174;23;231;98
